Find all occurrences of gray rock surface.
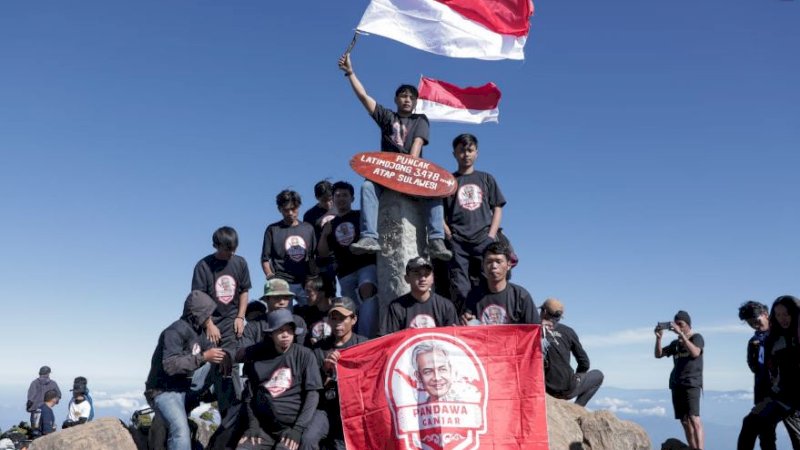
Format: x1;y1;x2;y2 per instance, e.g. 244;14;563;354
29;417;137;450
547;396;652;449
376;190;429;308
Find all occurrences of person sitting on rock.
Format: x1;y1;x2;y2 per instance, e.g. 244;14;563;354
262;190;318;307
36;389;59;437
461;242;540;325
312;297;368;450
378;257;458;336
338;52;451;262
540;298;604;407
443;133;507;308
295;276;335;346
236;309;325;450
62;385;92;429
145;291;227;450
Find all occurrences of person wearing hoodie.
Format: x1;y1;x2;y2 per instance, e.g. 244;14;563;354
145;290;227;450
26;365;61;430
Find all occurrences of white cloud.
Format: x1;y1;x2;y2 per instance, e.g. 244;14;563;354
92;390;147;416
583;323;751;348
592;396;667;417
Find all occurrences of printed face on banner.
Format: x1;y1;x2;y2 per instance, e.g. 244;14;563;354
385;333;488;450
285;235;308;262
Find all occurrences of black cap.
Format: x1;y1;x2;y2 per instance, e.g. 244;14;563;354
264;309;300;334
330;297;358;316
39;366;51;376
406;256;433;272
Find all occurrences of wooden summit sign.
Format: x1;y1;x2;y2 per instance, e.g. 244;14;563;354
350;151;457;198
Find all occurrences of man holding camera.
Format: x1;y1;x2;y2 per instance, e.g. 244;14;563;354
655;310;705;450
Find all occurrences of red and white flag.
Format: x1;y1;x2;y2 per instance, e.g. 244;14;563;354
356;0;533;60
417;77;502;124
337;325;548;450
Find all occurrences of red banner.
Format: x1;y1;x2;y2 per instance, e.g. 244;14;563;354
337;326;548;449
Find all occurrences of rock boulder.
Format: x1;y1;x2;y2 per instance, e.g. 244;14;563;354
28;417;137;450
547;396;652;449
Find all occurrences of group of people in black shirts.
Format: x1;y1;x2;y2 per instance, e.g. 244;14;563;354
142;52;603;450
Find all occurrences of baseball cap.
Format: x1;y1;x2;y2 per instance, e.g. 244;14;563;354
260;278;295;299
330;297;358;316
406;256;433;272
264;309;300;334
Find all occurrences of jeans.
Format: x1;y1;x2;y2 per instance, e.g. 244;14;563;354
360;180;444;240
448;235;494;307
356;295;379;339
570;370;604;407
290;283;308;308
153;391;191;450
338;265;377;304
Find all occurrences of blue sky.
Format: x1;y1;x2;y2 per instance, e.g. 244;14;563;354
1;0;798;417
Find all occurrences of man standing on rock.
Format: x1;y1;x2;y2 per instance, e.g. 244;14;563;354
26;365;61;431
540;298;604;407
655;310;705;450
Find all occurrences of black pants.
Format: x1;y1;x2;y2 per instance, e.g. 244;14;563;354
448;236;494;306
738;399;800;450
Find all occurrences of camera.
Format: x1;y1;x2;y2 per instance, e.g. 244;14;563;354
656;321;673;332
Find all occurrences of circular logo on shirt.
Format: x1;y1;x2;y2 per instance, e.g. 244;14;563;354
320;213;336;228
457;184;483;212
481;305;508;325
285;235;308;262
215;275;236;304
311;319;333;341
263;367;293;397
409;314;437;329
335;222;356;247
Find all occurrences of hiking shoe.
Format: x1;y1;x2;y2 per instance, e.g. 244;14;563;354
427;239;452;261
350;237;381;255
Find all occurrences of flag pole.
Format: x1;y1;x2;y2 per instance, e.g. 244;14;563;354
344;32;359;55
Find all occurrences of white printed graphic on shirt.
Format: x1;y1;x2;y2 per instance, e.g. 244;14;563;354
481;304;508;325
457;184;484;212
311;319;333;340
391;119;408;148
192;343;201;356
320;213;336;228
215;275;236;304
408;314;437;329
263;367;293;397
285;235;308;262
335;222;356;247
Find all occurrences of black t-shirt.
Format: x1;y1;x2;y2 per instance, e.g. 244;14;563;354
444;170;506;243
261;221;317;284
543;323;590;396
378;293;459;336
371;104;430;155
242;343;322;430
303;204;336;242
663;334;704;389
464;283;540;325
191;254;252;322
326;210;376;277
294;304;333;346
312;333;368;439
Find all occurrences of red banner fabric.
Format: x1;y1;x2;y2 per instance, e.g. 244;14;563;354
434;0;533;37
337;325;548;449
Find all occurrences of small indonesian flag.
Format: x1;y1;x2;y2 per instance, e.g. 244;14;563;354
357;0;533;60
337;326;548;450
416;77;502;124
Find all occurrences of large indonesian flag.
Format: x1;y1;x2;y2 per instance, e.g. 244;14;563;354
337;326;548;450
417;77;502;124
356;0;533;60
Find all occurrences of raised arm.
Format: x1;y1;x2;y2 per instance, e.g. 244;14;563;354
654;326;664;358
339;53;376;115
